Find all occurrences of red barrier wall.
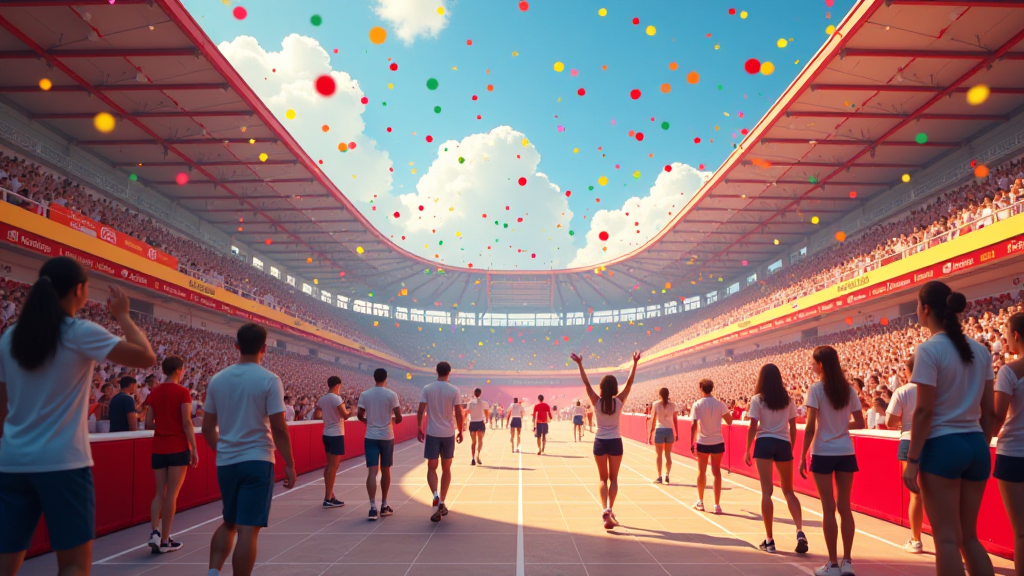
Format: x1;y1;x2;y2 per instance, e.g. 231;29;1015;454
27;416;419;558
620;414;1013;559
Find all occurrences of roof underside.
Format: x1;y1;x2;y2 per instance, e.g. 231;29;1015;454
1;0;1023;314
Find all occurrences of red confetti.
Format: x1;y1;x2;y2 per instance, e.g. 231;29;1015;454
232;6;247;19
360;96;368;104
519;1;529;10
518;217;523;222
314;75;336;96
599;231;609;241
632;17;639;24
728;8;736;14
694;137;701;144
664;165;672;172
740;128;748;135
744;58;761;74
577;88;586;96
531;253;536;258
699;163;705;170
467;39;473;45
425;135;433;142
630;89;641;100
339;271;345;277
264;238;273;245
472;94;478;100
518;177;527;186
418;205;424;211
386;127;392;132
393;212;400;218
636;132;644;141
174;172;189;186
348;142;357;150
565;190;571;197
849;190;858;199
389;62;398;71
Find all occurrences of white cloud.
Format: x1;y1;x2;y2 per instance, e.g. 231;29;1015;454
380;126;577;269
568;163;709;268
217;34;393;204
374;0;449;45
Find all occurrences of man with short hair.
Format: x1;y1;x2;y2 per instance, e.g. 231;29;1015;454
202;323;295;576
317;376;350;509
465;388;489;466
108;376;138;432
532;394;553;455
358;368;402;521
507;397;524;453
417;361;463;522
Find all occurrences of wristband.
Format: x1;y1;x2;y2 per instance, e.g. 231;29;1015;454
908;456;920;464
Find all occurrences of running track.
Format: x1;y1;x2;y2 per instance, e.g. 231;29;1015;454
17;421;1016;575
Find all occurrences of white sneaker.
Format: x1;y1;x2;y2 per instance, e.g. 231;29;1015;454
839;560;855;576
147;529;161;554
693;500;704;512
713;504;722;515
814;562;840;576
902;539;922;554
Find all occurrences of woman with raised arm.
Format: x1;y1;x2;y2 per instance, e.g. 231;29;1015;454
743;363;807;556
799;346;865;576
570;350;641;531
0;256;156;576
903;281;995;576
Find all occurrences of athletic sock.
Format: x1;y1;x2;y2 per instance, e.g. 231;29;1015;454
208;570;220;576
369;499;375;508
381;499;387;507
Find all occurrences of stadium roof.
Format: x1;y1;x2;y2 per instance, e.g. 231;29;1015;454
1;0;1023;314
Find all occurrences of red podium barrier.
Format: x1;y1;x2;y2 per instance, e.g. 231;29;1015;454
27;416;418;558
618;414;1013;559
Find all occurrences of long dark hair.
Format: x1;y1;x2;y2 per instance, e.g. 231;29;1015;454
1008;313;1024;351
658;387;669;404
753;363;790;411
599;375;618;415
813;345;850;410
12;257;88;371
918;281;972;363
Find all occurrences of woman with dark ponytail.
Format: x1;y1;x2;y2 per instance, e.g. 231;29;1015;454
570;349;641;531
903;280;995;576
0;257;156;575
647;387;679;485
799;346;864;576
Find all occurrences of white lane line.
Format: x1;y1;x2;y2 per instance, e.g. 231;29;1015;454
620;437;905;550
620;462;738;538
93;441;420;565
516;449;525;576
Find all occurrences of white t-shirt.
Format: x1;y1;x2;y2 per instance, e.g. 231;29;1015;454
910;333;992;439
508;403;523;418
317;393;345;437
805;382;860;456
886;383;917;441
358;386;400;441
594;398;623;440
0;318;120;473
571;405;585;418
466;397;489;422
691;396;728;445
203;362;287;466
420;380;460;438
996;365;1024;457
652;400;677;429
285;405;295;422
748;395;797;442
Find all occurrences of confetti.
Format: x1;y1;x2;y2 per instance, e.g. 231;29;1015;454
966;84;990;105
369;26;387;44
599;231;609;241
901;173;911;183
174;172;189;186
426;78;439;90
777;38;788;48
598;7;607;16
915;133;928;144
232;5;247;19
315;75;336;96
974;164;990;178
645;25;656;36
630;88;642;99
519;1;529;11
93;112;116;133
660;83;671;93
310;14;322;26
835;231;846;242
38;78;52;91
553;61;565;72
686;71;699;84
744;58;761;74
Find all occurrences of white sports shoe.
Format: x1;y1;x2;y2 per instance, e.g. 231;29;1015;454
693;500;704;512
839;559;855;576
713;504;722;515
814;562;840;576
902;539;923;554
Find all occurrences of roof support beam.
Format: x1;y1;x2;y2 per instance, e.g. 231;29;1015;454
78;138;275;146
0;48;199;58
759;138;958;147
887;0;1024;5
811;84;1024;94
842;48;1024;59
112;160;295;167
32;111;254;120
787;111;1006;121
723;179;889;186
0;83;230;93
741;161;919;168
152;179;316;186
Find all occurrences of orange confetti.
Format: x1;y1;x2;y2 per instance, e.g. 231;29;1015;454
668;61;678;71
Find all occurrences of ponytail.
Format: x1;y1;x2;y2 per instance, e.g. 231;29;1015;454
598;375;618;415
813;345;850;410
11;257;88;371
658;387;669;404
918;280;973;363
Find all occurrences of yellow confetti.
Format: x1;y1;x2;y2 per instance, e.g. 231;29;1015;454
521;138;530;147
285;109;296;119
902;173;911;183
436;6;445;15
598;7;607;16
93;112;116;134
966;84;990;105
740;10;748;18
553;61;565;72
760;61;775;75
572;147;579;153
258;152;269;162
356;246;364;254
388;83;393;89
826;24;836;34
598;175;609;186
645;25;656;36
777;38;788;48
38;78;52;91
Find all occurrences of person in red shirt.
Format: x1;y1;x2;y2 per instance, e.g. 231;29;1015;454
143;355;198;554
532;395;553;455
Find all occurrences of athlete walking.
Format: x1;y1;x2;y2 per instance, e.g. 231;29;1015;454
533;395;553;455
417;362;463;522
466;388;489;466
357;368;402;521
572;401;586;442
690;379;733;513
507;398;524;452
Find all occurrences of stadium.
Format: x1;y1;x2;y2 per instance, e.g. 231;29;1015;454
0;0;1022;574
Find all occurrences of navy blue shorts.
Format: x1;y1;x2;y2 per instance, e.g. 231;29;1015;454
753;437;793;462
217;461;274;527
535;423;549;438
0;467;94;552
323;435;346;456
573;416;584;426
469;421;486;432
365;439;395;468
510;417;522;429
994;454;1024;483
152;449;191;469
920;432;990;482
697;442;725;454
654;427;674;444
810;454;859;475
424;434;455;461
897;439;910;462
593;438;624;457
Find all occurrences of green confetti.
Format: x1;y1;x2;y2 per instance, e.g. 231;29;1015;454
426;78;439;90
915;133;928;144
128;174;138;181
310;14;322;26
569;230;575;236
434;105;442;113
661;121;670;130
458;157;465;163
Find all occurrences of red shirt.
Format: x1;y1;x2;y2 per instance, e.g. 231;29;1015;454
533;402;553;424
145;382;192;454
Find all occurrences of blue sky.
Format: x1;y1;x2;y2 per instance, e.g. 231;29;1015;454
182;0;854;270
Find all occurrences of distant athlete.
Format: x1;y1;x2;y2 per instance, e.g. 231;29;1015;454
572;401;586;442
357;368;402;521
417;362;463;522
466;388;489;465
533;395;553;455
508;398;524;453
317;376;351;509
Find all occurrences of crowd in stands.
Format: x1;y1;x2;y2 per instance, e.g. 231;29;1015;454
0;149;398;358
625;292;1023;425
0;276;422;433
645;155;1024;357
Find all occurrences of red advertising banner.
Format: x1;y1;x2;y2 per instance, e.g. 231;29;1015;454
48;205;178;270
